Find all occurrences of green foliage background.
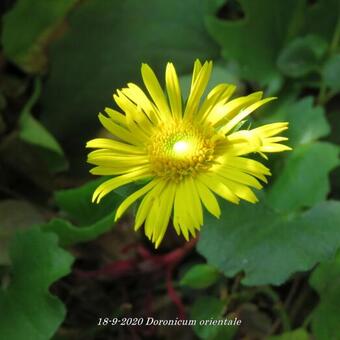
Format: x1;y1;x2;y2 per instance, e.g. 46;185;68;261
0;0;340;339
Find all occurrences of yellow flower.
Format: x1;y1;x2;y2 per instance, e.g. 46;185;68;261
86;60;291;248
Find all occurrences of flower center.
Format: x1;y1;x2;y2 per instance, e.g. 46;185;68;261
148;120;216;181
173;140;190;156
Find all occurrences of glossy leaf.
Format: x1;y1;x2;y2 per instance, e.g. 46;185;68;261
198;199;340;285
205;0;339;86
55;178;117;226
276;97;330;147
180;264;220;289
309;251;340;340
0;228;73;340
41;215;116;247
43;178;134;246
267;142;339;212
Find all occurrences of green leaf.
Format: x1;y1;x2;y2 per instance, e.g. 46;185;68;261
43;178;131;246
322;54;340;93
276;97;330;147
2;0;77;73
277;35;327;77
198;200;340;285
190;296;225;339
309;251;340;340
0;200;43;264
267;142;339;213
19;79;67;173
41;0;218;146
303;0;340;40
41;216;115;247
264;98;337;213
180;264;220;289
205;0;339;86
0;228;73;340
55;178;114;226
268;328;310;340
310;251;340;295
205;0;297;85
211;326;238;340
54;178;130;226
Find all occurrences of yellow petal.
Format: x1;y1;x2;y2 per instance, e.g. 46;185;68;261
86;138;145;154
154;183;176;248
217;175;258;203
114;90;154;135
195;180;221;218
165;62;182;118
260;144;292;152
104;108;127;126
121;83;160;124
214;166;263;190
87;152;148;167
223;156;271;176
115;179;160;221
98;113;142;145
265;136;289;143
135;180;167;230
144;198;161;240
184;61;213;118
252;122;289;137
191;59;202;86
204;91;261;126
92;166;151;203
185;177;203;227
141;63;171;119
90;166;133;176
219;97;276;135
197;173;239;204
174;181;196;239
197;83;236;121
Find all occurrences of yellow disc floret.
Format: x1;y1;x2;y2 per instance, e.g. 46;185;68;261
148;120;215;181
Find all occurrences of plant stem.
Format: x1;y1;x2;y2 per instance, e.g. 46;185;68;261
290;281;311;324
302;311;313;329
284;277;300;310
317;79;327;105
231;273;243;294
258;286;291;334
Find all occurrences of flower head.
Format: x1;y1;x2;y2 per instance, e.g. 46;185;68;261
86;60;291;248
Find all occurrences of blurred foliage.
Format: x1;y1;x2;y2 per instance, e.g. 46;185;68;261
309;251;340;340
18;79;67;173
180;264;220;289
0;0;340;339
0;228;73;340
2;0;77;73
